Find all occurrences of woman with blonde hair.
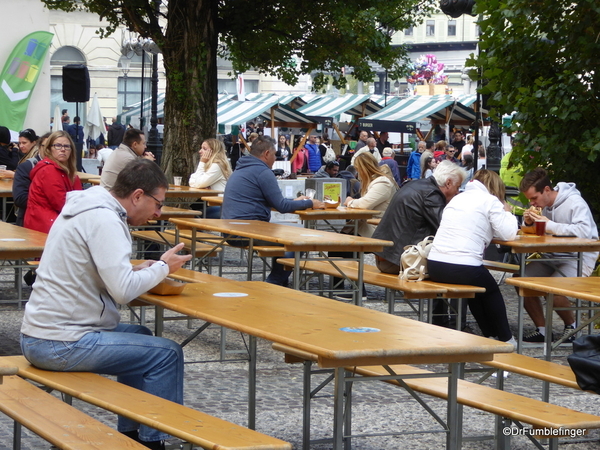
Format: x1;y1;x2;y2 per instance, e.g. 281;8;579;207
24;130;82;233
189;138;232;218
344;152;397;238
427;169;518;345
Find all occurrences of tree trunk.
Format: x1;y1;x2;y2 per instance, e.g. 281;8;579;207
160;0;218;182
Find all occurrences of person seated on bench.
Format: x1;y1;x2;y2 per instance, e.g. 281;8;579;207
221;136;325;286
372;161;466;327
427;170;518;346
20;159;191;450
189;138;232;218
518;167;599;343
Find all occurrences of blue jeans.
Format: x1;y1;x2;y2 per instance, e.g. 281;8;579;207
21;323;184;442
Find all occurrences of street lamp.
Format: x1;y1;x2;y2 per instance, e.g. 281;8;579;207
119;56;131;110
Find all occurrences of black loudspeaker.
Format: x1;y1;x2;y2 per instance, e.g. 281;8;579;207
62;65;90;102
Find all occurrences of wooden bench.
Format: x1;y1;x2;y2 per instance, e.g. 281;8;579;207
0;367;146;450
272;344;600;450
0;356;292;450
482;259;520;274
277;258;484;326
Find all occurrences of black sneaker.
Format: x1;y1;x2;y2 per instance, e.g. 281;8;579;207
523;328;546;343
556;326;577;344
141;440;165;450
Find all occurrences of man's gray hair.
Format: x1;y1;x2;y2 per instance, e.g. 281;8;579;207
366;137;377;146
433;160;467;187
250;136;276;157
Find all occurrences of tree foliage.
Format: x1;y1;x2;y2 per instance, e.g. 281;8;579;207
42;0;436;179
467;0;600;216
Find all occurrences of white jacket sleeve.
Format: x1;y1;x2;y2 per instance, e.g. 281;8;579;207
189;162;224;189
489;197;518;241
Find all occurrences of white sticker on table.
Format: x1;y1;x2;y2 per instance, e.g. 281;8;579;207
340;327;380;333
0;238;26;241
229;222;250;225
213;292;249;298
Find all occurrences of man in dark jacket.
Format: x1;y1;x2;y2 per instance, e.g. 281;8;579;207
107;117;126;149
222;136;324;285
0;126;19;171
372;160;465;274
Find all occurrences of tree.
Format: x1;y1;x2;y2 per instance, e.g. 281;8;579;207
467;0;600;216
43;0;436;179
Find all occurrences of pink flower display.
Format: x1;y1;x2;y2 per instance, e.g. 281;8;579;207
406;54;448;85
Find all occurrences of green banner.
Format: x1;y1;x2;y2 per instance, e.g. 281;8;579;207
0;31;54;139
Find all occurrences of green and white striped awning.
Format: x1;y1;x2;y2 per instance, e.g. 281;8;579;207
119;93;234;127
357;94;480;133
217;98;317;134
297;94;391;126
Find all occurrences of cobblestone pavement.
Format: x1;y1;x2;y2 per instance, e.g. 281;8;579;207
1;250;599;449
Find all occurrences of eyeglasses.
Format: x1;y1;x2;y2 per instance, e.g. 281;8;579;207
144;192;164;209
52;143;71;151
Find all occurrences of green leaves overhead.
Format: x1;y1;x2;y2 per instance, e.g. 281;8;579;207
470;0;600;216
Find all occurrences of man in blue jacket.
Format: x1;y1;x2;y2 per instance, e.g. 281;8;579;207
222;136;324;285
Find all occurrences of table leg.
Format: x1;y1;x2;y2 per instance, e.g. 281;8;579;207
247;238;254;281
293;251;301;290
516;252;527;353
446;362;463;450
332;366;345;450
248;335;257;430
356;253;364;307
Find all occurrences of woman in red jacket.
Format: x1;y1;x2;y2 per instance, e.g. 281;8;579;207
24;131;82;234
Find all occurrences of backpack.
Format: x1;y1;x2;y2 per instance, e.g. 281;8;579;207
322;145;336;163
398;235;434;282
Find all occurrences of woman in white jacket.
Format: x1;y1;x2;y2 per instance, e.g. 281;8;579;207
189;138;232;218
427;170;518;345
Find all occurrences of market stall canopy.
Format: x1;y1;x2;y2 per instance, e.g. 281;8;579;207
217;98;317;134
119;93;234;127
298;94;395;126
244;92;325;109
357;94;480;133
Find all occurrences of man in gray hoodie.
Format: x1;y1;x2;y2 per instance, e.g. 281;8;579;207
519;167;599;343
21;159;190;450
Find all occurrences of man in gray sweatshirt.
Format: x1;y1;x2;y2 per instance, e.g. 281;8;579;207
21;159;190;450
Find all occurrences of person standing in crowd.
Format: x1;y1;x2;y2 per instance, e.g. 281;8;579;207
428;170;518;345
376;131;391;155
354;130;369;151
351;137;382;164
67;116;84;144
379;147;401;186
24;131;83;234
13;132;50;227
477;142;486;169
519;167;599;343
276;135;290;161
421;155;438;178
21;159;190;450
305;135;322;173
189;138;232;218
406;140;426;180
451;129;466;156
419;140;435;176
435;144;459;164
221;136;324;286
101;128;154;191
107;117;126;149
461;154;475;188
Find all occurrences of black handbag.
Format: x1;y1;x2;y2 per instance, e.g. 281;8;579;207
567;334;600;394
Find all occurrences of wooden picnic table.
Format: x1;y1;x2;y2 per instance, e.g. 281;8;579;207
493;232;600;352
138;280;513;450
169;218;392;305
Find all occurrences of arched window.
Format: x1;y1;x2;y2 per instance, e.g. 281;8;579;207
50;46;87;126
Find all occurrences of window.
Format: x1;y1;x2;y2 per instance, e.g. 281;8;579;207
218;78;258;94
118;76;152;113
426;20;435;36
448;20;457;36
50;46;87;119
404;27;413;36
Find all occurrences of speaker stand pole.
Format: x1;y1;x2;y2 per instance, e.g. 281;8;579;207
75;102;83;172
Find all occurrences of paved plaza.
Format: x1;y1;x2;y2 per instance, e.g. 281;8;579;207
1;250;599;449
